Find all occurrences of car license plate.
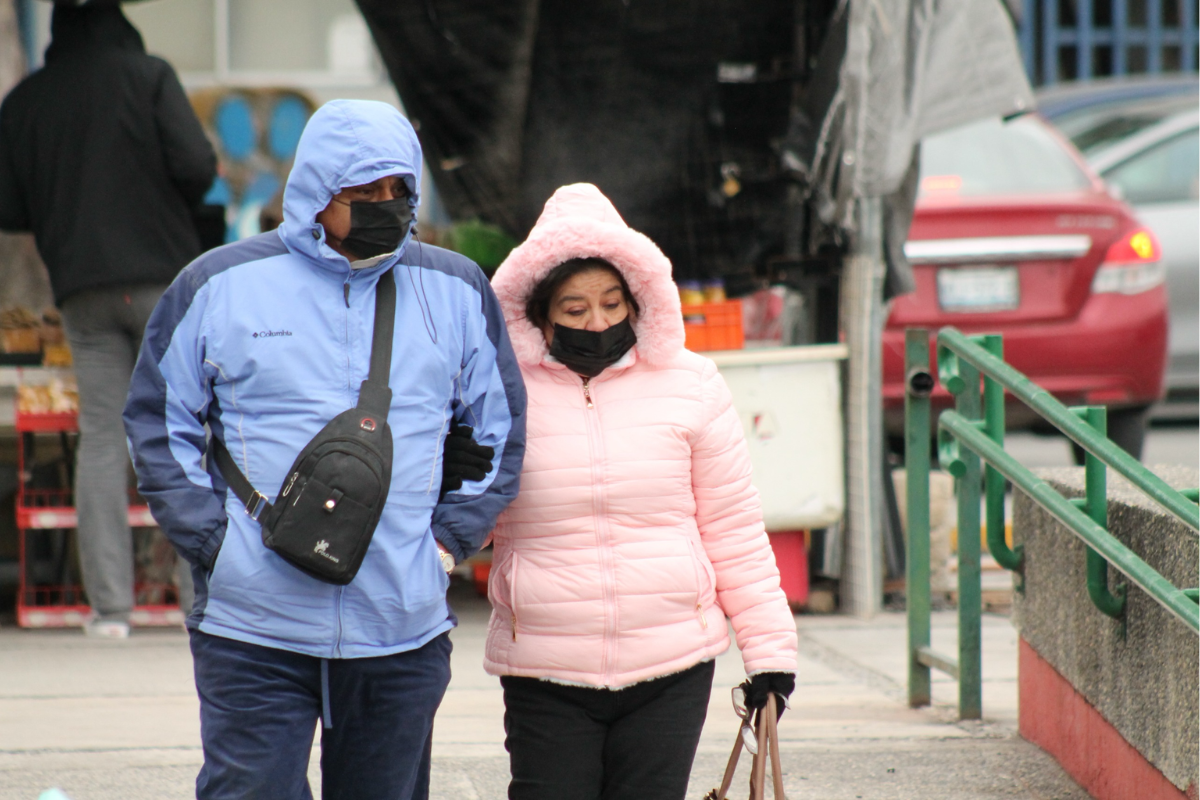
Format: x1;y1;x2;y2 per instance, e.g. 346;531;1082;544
937;266;1019;312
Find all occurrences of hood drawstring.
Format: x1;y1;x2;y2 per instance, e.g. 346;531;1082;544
407;241;439;345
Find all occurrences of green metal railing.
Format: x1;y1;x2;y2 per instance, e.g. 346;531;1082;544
905;327;1200;720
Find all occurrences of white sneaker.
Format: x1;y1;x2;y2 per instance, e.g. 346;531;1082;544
83;619;130;639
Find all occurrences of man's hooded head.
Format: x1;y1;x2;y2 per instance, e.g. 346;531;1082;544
281;100;422;272
46;4;144;62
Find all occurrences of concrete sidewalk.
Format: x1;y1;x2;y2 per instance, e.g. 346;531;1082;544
0;582;1088;800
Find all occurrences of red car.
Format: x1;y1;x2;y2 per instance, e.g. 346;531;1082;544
883;114;1167;458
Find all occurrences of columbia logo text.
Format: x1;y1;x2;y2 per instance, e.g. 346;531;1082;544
252;330;293;338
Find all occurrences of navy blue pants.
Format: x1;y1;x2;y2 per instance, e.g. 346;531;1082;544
190;630;452;800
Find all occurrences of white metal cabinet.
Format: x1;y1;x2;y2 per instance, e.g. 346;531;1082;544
709;345;847;530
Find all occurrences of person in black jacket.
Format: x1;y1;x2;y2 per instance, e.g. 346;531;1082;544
0;3;217;638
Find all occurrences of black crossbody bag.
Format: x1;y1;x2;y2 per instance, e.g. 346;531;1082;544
209;269;397;585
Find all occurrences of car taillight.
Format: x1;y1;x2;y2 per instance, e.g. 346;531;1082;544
1091;229;1165;295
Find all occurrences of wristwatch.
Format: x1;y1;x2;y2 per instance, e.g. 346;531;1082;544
438;548;455;573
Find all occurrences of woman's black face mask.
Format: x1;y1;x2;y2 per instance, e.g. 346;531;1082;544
339;197;413;261
548;317;637;378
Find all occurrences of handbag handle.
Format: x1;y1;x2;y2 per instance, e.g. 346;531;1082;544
708;691;787;800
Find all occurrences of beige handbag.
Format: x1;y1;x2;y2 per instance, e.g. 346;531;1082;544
705;689;787;800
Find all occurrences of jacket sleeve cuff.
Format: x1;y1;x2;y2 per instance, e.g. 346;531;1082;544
195;524;226;572
432;522;467;564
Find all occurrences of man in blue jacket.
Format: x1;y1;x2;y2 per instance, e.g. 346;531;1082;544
123;99;526;799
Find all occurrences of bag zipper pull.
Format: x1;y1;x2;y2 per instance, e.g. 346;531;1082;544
582;377;593;408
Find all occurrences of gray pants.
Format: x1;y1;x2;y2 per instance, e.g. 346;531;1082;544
60;284;193;622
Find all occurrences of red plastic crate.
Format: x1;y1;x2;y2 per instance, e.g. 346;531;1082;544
16;489;155;529
14;410;78;432
682;300;744;352
18;584;184;628
13;409;179;627
767;530;810;609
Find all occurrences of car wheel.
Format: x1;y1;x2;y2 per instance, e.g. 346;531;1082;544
1071;405;1150;464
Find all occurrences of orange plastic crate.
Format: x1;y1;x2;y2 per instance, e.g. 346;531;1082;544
682;300;744;352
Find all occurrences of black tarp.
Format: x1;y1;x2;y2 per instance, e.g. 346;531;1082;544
356;0;821;282
356;0;1031;288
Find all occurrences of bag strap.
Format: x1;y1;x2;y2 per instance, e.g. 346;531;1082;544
751;699;768;800
356;268;396;418
714;724;744;799
766;694;786;800
209;268;398;520
709;693;787;800
211;436;272;521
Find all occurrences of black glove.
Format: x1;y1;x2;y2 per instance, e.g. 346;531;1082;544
440;423;495;500
740;672;795;720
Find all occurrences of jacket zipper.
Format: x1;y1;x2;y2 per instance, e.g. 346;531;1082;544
334;586;345;658
342;278;353;402
689;539;710;632
510;551;520;641
579;375;616;681
335;276;351;658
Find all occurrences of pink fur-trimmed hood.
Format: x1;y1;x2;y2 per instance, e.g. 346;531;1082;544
491;183;685;368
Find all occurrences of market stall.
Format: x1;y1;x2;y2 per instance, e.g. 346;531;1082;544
0;360;184;628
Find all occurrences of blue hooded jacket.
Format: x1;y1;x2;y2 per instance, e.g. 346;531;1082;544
124;100;526;658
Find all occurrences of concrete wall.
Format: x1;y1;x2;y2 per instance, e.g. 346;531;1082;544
1012;465;1199;794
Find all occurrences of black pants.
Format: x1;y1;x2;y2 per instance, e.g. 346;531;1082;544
501;660;715;800
190;630;452;800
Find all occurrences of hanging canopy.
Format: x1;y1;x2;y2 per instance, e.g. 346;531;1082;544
356;0;1032;285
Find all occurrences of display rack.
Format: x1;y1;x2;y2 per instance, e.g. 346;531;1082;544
15;409;184;628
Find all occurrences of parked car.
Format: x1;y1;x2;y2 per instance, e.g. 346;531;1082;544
1088;109;1199;410
883;114;1168;458
1036;74;1198;157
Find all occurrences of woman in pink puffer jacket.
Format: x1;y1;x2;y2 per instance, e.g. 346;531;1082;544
487;183;798;800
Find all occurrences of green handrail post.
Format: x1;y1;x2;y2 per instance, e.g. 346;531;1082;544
938;410;1200;633
936;327;1199;531
980;335;1023;578
1072;406;1128;622
939;341;983;721
905;328;933;708
909;325;1198;728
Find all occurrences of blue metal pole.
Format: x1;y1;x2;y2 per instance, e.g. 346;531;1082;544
15;0;37;73
1077;0;1094;79
1182;0;1197;71
1148;0;1163;72
1044;0;1060;84
1113;0;1128;75
1020;0;1038;82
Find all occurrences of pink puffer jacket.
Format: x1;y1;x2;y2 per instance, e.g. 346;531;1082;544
485;184;797;688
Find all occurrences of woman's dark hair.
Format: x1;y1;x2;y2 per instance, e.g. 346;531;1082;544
525;258;640;330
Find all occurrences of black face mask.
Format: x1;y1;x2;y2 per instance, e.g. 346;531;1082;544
338;197;413;261
548;318;637;378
